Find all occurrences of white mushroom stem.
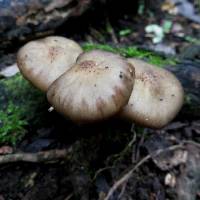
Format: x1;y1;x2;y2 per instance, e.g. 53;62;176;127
48;106;54;112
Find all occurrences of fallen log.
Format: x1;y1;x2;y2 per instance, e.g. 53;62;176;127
0;0;139;49
0;0;92;48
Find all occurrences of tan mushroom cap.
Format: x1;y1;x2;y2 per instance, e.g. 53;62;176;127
17;36;83;91
120;58;184;129
47;50;135;123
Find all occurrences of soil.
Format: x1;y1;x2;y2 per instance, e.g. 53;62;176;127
0;1;200;200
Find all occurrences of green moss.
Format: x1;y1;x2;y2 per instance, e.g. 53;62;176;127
82;43;177;66
0;74;47;145
0;102;27;145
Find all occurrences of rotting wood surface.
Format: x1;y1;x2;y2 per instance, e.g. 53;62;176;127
0;0;91;48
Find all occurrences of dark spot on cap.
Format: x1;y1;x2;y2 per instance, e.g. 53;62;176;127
171;94;175;97
119;71;124;79
160;98;163;101
105;66;109;69
119;71;123;77
94;84;97;87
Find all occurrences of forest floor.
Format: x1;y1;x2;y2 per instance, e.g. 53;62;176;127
0;1;200;200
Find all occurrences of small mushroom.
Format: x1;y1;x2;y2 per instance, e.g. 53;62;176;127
120;58;184;129
47;50;135;123
17;36;83;91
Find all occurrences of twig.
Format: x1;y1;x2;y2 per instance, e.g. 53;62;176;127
93;166;114;181
106;19;118;44
130;125;137;146
93;131;137;181
64;193;73;200
0;148;72;165
183;140;200;148
104;144;183;200
118;181;127;200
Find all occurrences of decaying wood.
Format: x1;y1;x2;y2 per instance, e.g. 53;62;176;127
0;0;92;47
0;0;140;49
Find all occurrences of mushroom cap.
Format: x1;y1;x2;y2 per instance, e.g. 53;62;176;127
17;36;83;91
47;50;135;123
120;58;184;129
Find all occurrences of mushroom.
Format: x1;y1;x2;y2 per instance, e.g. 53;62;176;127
17;36;83;92
47;50;135;123
120;58;184;129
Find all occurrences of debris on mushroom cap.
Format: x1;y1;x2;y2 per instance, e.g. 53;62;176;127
17;36;83;92
47;50;135;123
120;58;184;129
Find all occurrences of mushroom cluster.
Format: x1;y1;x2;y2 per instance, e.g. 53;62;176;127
17;36;184;128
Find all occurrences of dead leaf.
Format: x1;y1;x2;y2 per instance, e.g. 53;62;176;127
144;135;187;170
0;63;19;78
